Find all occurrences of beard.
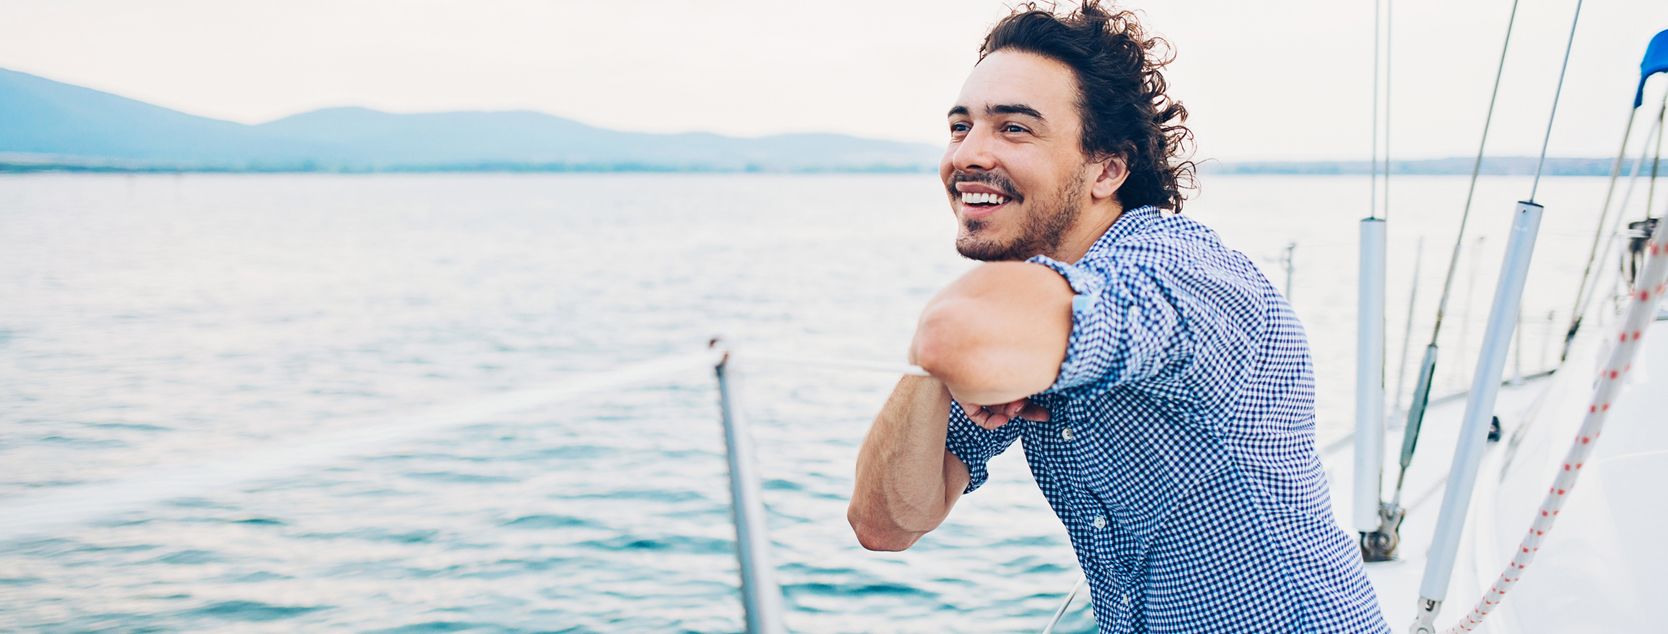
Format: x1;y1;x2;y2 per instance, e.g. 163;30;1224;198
955;173;1085;262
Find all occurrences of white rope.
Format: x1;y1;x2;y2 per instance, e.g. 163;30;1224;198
1441;189;1668;634
0;349;721;543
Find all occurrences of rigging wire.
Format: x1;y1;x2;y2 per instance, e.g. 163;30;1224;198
1390;237;1425;417
1648;94;1665;220
1384;0;1393;221
1564;105;1646;360
1370;0;1381;220
1430;0;1520;347
1571;94;1667;334
1527;0;1586;203
1386;0;1521;508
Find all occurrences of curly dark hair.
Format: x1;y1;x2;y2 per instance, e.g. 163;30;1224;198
980;1;1196;213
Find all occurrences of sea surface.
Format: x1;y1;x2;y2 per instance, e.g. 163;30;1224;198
0;173;1634;632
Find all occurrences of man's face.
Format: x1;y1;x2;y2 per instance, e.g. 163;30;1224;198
941;50;1093;262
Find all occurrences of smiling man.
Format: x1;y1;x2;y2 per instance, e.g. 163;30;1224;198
846;2;1389;631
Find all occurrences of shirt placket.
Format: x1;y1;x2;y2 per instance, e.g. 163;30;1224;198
1050;406;1115;567
1054;401;1144;632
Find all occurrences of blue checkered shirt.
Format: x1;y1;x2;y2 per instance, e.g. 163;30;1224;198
945;206;1388;632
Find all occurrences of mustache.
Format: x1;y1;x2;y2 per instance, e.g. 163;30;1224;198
947;170;1022;200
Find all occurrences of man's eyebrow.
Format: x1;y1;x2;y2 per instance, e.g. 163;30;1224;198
946;104;1046;120
988;103;1044;120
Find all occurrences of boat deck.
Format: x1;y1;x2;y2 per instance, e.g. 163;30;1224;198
1323;316;1668;632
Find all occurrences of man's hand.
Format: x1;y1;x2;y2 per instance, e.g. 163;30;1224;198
960;397;1050;430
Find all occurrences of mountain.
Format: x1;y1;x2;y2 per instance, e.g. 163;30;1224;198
0;67;939;172
0;67;1613;175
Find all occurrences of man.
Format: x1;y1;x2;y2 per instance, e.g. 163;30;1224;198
846;2;1389;631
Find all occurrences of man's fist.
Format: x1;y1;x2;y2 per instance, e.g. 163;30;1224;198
960;398;1050;430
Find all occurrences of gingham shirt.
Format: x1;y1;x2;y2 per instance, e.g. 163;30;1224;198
945;206;1388;632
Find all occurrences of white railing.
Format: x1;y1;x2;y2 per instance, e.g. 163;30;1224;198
0;343;906;634
0;350;720;543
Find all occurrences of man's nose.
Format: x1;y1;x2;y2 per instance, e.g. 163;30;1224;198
951;126;997;172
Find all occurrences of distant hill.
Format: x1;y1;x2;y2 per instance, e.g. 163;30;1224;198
0;66;1616;175
0;67;940;172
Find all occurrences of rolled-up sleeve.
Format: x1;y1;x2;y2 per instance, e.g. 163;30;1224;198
1026;250;1189;395
944;400;1022;494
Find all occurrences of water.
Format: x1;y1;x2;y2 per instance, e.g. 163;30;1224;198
0;172;1631;631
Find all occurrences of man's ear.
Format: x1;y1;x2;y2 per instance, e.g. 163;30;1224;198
1090;154;1129;201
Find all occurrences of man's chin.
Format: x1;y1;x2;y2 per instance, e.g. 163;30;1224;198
955;235;1028;262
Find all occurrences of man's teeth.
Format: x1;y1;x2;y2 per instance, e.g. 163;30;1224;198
959;191;1009;205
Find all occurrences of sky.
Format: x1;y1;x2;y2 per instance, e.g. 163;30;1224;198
1;0;1665;162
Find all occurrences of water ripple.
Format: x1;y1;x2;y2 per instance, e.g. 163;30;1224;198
151;549;221;565
499;513;592;530
180;599;329;622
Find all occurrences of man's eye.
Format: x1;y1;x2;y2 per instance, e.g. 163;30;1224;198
1002;124;1029;134
950;122;971;134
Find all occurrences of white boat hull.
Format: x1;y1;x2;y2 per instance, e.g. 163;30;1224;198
1323;315;1668;632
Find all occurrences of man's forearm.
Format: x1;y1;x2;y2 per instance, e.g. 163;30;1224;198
847;374;965;551
908;262;1072;405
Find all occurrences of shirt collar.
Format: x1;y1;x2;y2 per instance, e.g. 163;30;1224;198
1076;205;1161;262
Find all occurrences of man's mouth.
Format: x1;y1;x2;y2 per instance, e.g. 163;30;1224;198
956;188;1015;220
959;191;1011;206
948;170;1022;221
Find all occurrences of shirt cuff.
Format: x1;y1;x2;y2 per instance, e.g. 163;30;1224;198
945;401;995;494
1026;255;1117;395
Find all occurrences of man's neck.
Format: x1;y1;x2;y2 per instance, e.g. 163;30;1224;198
1049;202;1126;264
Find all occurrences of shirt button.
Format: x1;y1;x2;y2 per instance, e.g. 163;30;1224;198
1061;427;1075;441
1122;595;1132;608
1092;515;1107;529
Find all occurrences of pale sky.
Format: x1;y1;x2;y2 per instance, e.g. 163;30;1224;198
1;0;1664;161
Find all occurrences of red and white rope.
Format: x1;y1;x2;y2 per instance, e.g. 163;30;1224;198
1445;218;1668;634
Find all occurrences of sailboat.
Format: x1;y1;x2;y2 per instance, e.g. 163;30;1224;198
1314;8;1668;633
0;5;1660;634
723;8;1668;631
1035;4;1668;631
